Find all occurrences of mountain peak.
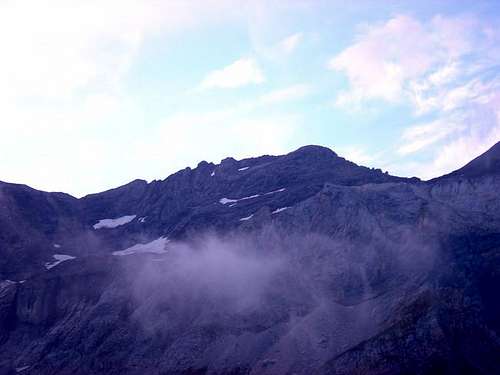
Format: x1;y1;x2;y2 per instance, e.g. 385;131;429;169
289;145;338;158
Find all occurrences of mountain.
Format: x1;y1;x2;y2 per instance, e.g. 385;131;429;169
0;145;409;280
0;143;499;374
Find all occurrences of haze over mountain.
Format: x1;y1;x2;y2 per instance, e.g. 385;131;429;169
1;144;499;374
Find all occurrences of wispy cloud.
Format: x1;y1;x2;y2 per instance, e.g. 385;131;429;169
397;118;465;156
0;0;245;196
0;0;239;101
423;123;500;178
279;32;303;54
259;84;311;104
199;58;265;90
329;14;490;107
133;109;298;176
394;120;500;180
336;146;381;166
331;13;500;178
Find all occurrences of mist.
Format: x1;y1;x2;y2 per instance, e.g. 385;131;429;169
122;224;439;346
131;234;285;314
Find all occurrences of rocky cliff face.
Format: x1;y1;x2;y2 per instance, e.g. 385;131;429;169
0;144;499;374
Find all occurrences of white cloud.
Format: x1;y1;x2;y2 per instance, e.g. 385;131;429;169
336;146;378;166
426;129;500;179
392;91;500;179
0;0;210;100
396;123;500;180
397;118;465;156
330;15;433;105
332;14;500;179
420;92;500;178
132;110;298;178
259;84;311;104
427;62;460;86
0;0;245;196
279;32;303;54
329;14;489;109
410;77;498;116
199;58;265;89
245;2;311;61
0;0;309;197
0;0;245;103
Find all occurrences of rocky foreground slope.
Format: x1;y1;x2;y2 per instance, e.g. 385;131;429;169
0;144;499;374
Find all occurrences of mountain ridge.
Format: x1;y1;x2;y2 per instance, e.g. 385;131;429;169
2;144;408;199
1;142;499;281
0;142;499;374
4;141;500;200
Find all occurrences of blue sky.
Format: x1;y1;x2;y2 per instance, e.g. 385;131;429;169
1;0;499;197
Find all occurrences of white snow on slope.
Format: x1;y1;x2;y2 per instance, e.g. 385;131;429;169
240;194;260;200
219;194;261;206
138;217;147;223
265;188;286;195
238;166;249;171
220;198;238;205
16;366;30;373
239;214;254;221
53;243;61;248
272;207;290;214
93;215;137;229
112;237;169;256
211;171;216;177
45;254;76;270
219;187;285;206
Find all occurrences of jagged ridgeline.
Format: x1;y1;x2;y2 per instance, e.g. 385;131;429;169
1;143;500;374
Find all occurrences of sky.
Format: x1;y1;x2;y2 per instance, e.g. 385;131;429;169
1;0;500;197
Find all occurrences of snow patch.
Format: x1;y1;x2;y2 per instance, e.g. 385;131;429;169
53;243;61;248
16;366;30;373
45;254;76;270
93;215;137;229
219;198;238;205
265;188;286;195
113;237;170;256
219;186;287;206
219;194;261;206
272;207;290;214
240;194;260;201
239;214;254;221
210;171;216;177
238;166;249;171
138;216;147;223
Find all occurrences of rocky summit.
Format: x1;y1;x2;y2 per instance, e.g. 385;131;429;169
0;144;499;374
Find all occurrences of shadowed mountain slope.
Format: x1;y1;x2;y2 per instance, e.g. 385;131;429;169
0;142;499;374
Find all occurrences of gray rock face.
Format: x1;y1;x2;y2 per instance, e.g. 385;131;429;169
0;146;408;281
0;144;499;374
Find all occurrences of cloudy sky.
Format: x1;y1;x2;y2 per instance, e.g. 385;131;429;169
1;0;500;197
